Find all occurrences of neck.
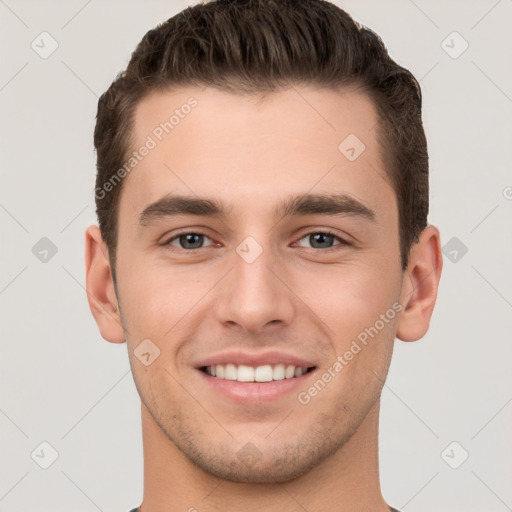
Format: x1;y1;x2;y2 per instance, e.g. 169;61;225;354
138;400;390;512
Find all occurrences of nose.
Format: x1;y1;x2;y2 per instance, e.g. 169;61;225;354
212;239;295;335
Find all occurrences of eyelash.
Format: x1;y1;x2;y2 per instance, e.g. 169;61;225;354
162;229;351;252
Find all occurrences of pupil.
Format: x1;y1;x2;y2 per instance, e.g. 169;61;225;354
312;233;333;248
181;233;202;249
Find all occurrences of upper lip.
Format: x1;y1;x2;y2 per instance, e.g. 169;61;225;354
195;350;317;369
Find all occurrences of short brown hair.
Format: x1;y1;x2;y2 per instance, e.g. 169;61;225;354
94;0;428;280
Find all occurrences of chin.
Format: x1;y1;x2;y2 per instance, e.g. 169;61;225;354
170;417;356;484
185;448;325;484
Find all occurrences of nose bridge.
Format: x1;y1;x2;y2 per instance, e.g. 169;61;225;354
213;233;294;333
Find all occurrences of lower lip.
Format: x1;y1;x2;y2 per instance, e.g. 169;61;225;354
196;368;317;404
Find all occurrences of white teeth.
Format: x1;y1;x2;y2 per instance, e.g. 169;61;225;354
255;365;273;382
285;365;295;379
204;363;311;382
237;365;254;382
294;367;304;377
224;363;237;380
272;364;285;380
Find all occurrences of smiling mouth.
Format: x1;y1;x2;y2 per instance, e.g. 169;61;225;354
200;363;316;382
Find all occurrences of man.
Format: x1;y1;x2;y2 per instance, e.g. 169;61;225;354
85;0;443;510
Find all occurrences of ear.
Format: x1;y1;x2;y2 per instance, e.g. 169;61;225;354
396;224;443;342
84;225;125;343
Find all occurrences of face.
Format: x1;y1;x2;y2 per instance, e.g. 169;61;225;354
113;85;405;482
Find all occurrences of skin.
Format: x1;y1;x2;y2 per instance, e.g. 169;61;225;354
85;85;442;512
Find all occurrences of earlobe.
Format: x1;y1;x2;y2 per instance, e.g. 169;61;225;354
84;225;125;343
396;225;443;342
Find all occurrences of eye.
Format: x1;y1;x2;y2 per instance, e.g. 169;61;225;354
295;230;349;250
164;232;215;250
162;229;350;252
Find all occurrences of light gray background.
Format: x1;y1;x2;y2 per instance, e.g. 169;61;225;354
1;0;511;511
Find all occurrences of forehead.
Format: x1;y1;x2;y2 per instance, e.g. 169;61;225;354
120;85;395;223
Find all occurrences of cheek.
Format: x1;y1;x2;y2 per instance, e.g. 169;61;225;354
117;257;200;335
309;262;401;339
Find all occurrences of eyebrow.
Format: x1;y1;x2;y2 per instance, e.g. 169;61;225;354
138;192;376;227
